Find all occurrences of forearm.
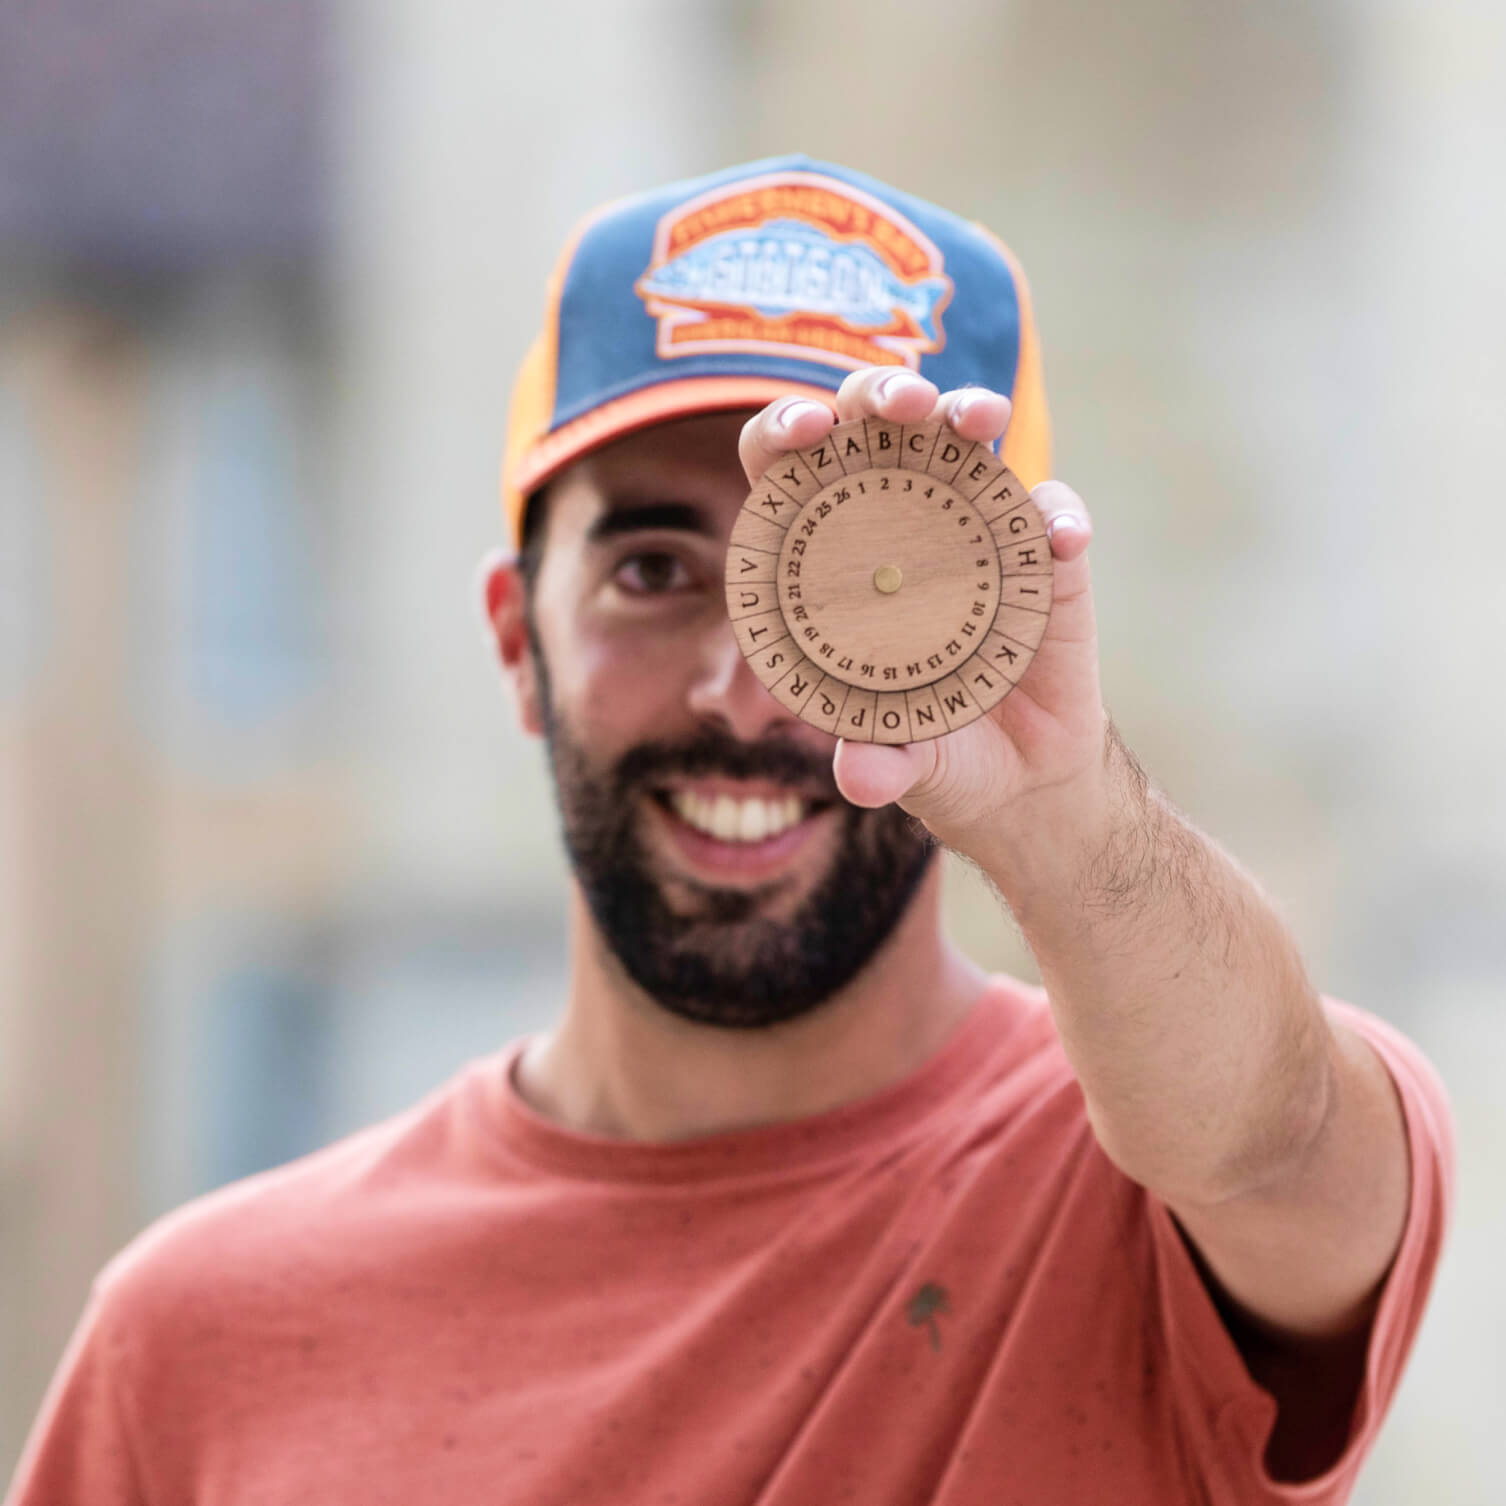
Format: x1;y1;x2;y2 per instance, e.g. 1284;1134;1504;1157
978;725;1337;1207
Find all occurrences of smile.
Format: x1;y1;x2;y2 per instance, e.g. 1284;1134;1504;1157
664;789;808;844
645;780;837;880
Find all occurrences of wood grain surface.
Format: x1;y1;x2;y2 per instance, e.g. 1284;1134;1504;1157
725;417;1053;744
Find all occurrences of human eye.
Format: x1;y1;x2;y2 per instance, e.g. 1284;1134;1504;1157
611;549;694;596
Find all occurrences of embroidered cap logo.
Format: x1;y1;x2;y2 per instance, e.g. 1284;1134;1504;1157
635;171;954;372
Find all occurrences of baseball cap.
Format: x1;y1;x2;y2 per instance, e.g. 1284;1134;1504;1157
501;153;1052;549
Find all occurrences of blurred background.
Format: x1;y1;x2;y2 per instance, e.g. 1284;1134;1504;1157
2;0;1501;1497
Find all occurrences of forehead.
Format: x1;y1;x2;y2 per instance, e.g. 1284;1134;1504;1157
536;409;757;543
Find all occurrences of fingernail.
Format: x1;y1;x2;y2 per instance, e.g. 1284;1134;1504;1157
773;398;827;432
950;393;976;427
1046;516;1081;540
876;369;928;402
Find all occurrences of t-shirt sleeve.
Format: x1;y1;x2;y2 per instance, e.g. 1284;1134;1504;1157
1145;1000;1454;1503
4;1281;148;1506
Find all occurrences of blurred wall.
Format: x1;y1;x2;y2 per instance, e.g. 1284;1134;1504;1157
3;1;1502;1498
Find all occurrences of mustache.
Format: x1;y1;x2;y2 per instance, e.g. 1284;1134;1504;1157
610;727;841;799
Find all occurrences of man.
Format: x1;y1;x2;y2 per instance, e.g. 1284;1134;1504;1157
10;156;1451;1504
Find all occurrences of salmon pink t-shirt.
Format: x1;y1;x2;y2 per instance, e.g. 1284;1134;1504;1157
8;979;1452;1505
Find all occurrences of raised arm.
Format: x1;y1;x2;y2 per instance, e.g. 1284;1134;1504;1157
740;367;1414;1472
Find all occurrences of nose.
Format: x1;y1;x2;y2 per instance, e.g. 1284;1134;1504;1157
686;618;802;742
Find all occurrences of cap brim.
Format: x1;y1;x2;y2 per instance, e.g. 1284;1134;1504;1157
505;375;841;544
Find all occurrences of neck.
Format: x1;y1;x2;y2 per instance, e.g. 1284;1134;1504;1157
514;861;987;1141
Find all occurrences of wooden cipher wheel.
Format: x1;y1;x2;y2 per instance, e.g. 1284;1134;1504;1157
725;417;1053;744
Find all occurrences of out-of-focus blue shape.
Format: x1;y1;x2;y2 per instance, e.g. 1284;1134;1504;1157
185;363;320;729
197;955;333;1190
0;383;51;707
0;0;330;269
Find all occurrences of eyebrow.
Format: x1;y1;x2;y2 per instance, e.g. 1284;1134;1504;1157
585;501;716;544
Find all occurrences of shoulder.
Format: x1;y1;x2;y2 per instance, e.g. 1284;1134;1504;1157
1325;998;1455;1173
92;1053;506;1360
965;983;1455;1188
1321;998;1456;1321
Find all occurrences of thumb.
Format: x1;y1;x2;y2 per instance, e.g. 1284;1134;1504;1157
832;738;934;809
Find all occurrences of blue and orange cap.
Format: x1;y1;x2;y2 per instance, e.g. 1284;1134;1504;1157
501;154;1052;549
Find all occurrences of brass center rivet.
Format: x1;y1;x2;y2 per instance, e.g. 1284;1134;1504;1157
874;564;903;594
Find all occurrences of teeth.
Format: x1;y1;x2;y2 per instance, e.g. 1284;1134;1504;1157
710;794;738;841
669;791;808;843
738;799;768;842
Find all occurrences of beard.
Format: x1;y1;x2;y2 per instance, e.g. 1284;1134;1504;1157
537;686;937;1030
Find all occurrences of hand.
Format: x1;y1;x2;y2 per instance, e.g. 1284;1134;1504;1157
738;367;1107;864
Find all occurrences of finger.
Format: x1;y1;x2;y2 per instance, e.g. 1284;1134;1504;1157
1029;480;1096;652
738;395;836;486
832;737;933;809
1032;479;1094;562
929;386;1012;447
833;366;939;423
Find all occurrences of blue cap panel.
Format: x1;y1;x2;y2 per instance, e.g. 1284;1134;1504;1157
550;156;1022;430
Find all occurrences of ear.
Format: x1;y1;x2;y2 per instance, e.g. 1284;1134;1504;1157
475;547;545;738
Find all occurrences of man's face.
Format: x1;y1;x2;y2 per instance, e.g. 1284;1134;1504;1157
519;411;935;1029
